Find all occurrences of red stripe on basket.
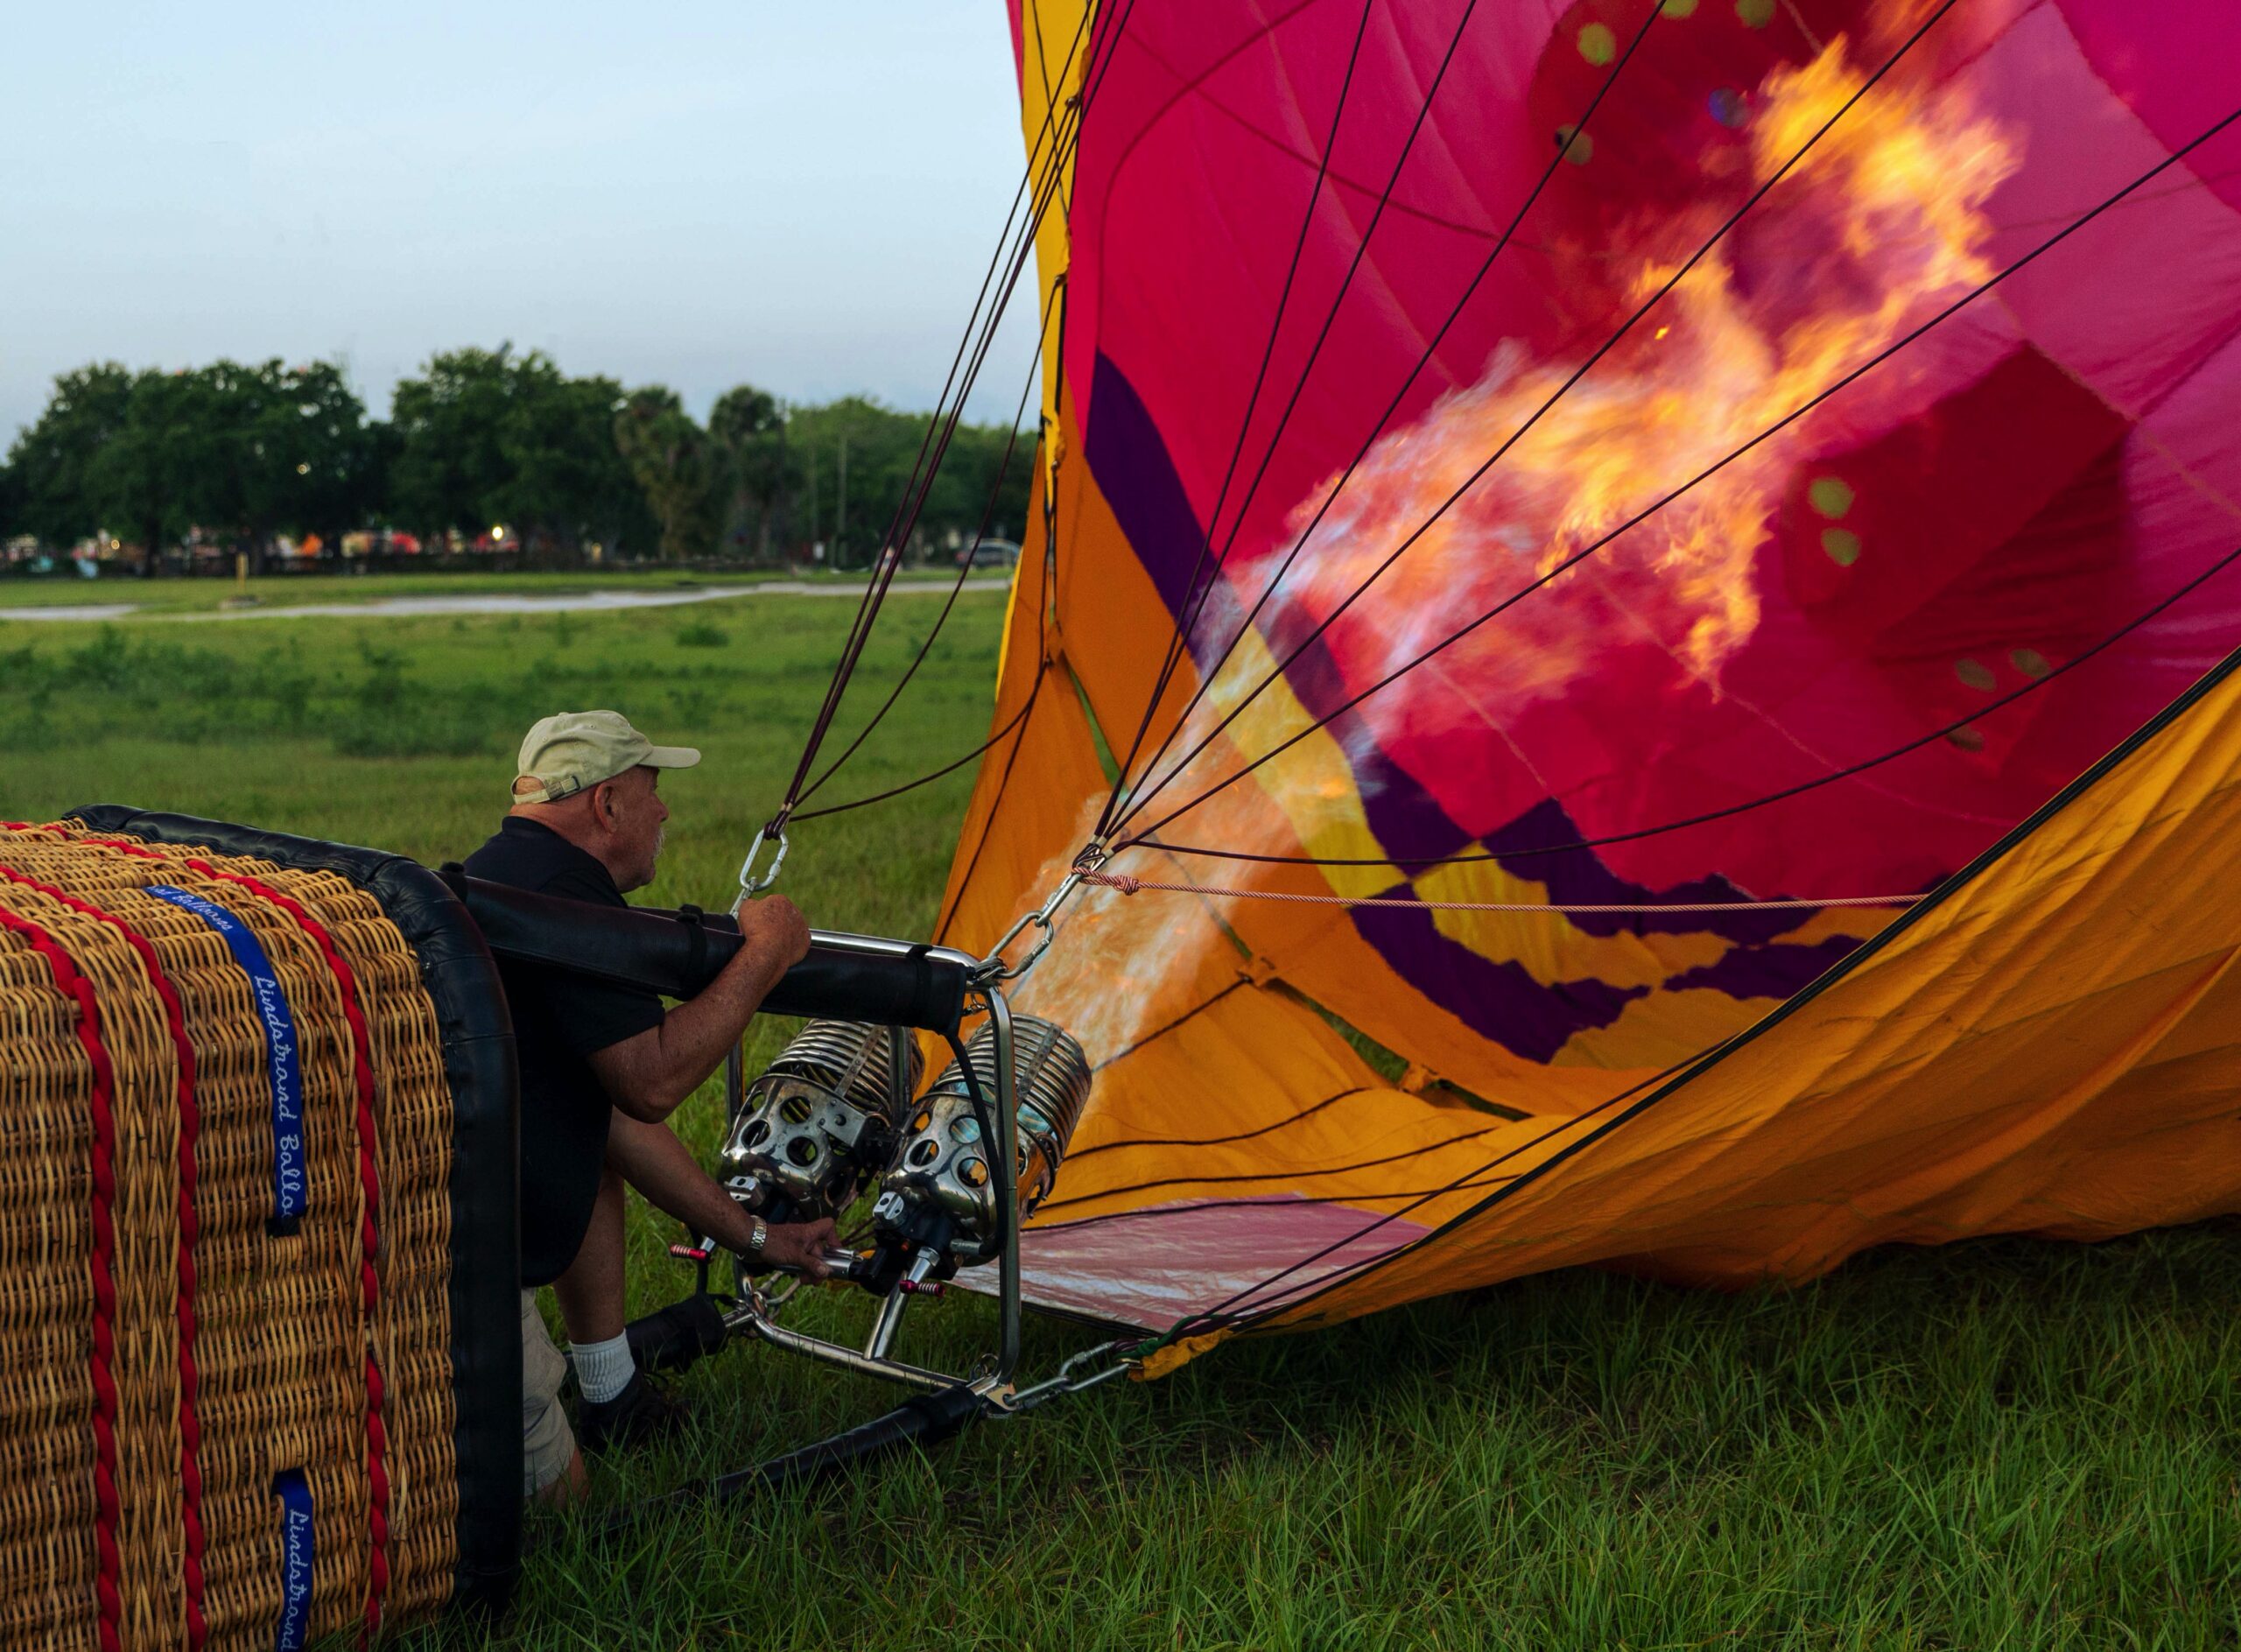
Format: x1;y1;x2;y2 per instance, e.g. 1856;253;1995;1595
79;840;393;1641
0;868;211;1645
0;868;210;1648
0;901;126;1652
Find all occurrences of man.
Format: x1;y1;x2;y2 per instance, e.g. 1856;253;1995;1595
465;709;836;1504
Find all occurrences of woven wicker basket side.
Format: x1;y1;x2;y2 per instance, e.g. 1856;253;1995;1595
0;924;102;1652
0;826;461;1649
193;855;460;1630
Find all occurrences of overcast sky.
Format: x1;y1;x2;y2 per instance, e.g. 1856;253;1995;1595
2;1;1044;440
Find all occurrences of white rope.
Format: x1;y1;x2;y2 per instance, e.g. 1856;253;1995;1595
1078;869;1918;914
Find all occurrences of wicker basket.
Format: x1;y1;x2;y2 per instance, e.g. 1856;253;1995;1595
0;812;519;1651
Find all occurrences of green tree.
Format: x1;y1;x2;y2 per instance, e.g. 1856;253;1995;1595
391;345;655;557
5;363;137;552
495;359;654;557
783;394;1033;566
924;417;1033;553
248;360;385;554
0;453;22;545
783;395;915;566
82;368;207;566
614;388;719;560
78;360;380;572
709;383;798;561
388;346;519;543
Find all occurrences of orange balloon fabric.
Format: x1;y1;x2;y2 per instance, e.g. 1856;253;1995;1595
947;0;2241;1350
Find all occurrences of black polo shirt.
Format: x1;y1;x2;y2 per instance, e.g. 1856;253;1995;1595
464;816;668;1286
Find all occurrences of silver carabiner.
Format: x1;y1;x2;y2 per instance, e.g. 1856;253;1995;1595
974;868;1085;984
731;826;790;915
980;912;1057;985
989;1337;1142;1416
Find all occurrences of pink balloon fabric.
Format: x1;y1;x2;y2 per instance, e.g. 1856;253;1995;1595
1050;0;2241;1059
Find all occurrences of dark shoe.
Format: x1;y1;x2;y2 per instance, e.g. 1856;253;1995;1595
577;1371;688;1456
625;1293;733;1376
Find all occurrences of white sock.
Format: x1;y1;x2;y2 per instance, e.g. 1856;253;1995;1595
572;1332;636;1404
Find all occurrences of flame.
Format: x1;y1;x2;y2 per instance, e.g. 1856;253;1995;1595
1263;40;2015;721
1011;39;2018;1075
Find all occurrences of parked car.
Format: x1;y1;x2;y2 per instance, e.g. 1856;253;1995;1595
957;538;1022;569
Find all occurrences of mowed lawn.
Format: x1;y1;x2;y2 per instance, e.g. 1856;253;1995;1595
0;565;961;615
2;590;2235;1651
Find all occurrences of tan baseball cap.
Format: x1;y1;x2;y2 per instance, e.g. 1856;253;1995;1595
512;711;700;804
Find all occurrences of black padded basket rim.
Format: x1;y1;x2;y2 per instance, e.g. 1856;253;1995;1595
67;805;523;1618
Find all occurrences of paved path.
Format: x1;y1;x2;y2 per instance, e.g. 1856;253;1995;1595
0;578;1011;624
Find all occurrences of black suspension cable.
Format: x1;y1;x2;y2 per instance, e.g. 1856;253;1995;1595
864;0;1138;622
815;91;1092;785
1120;94;2241;852
786;88;1082;808
773;2;1120;835
856;0;1104;569
1156;1053;1702;1339
1112;0;1956;840
796;339;1071;829
1078;0;1142;122
792;5;1085;738
795;145;1103;826
792;294;1061;805
1208;636;2241;1330
1096;0;1382;839
791;667;1050;824
1124;536;2241;871
1106;0;1661;832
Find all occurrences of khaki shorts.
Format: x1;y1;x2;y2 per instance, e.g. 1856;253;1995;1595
522;1289;577;1496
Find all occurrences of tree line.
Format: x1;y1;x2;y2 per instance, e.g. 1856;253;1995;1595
0;346;1034;572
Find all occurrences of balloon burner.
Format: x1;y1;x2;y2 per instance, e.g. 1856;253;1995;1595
666;1002;1091;1397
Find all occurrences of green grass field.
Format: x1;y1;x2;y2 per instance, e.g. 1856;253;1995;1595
2;591;2235;1650
0;565;962;615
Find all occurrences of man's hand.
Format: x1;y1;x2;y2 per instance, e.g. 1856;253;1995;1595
738;894;811;979
757;1215;841;1282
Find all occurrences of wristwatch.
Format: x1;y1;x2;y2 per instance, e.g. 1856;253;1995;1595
746;1216;769;1257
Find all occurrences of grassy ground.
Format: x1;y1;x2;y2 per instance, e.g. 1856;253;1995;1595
0;566;959;615
2;594;2234;1650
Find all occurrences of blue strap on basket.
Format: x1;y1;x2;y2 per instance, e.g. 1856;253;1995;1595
272;1468;315;1651
145;885;308;1232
